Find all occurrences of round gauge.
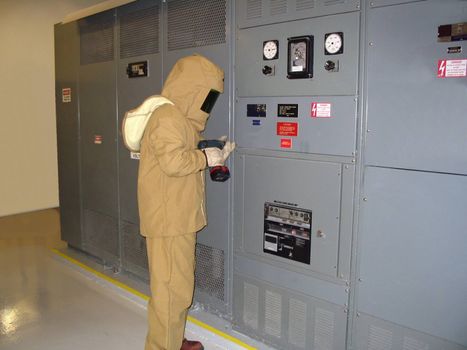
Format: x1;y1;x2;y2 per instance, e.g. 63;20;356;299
325;32;343;55
263;40;279;60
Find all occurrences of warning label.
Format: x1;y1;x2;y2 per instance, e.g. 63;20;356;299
62;88;71;103
437;59;467;78
277;122;298;136
280;138;292;149
311;102;332;118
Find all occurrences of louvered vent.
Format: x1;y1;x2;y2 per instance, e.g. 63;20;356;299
122;222;148;270
323;0;346;5
246;0;262;19
243;282;259;330
270;0;287;15
119;6;160;59
288;298;307;348
167;0;226;51
313;308;335;350
265;290;282;338
195;243;225;301
368;325;393;350
402;336;429;350
296;0;315;11
79;12;114;65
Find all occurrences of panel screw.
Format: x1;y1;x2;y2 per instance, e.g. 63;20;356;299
363;197;368;201
370;2;374;6
369;42;374;46
345;288;350;293
358;278;363;282
345;165;349;169
344;308;348;313
367;129;371;132
357;312;361;317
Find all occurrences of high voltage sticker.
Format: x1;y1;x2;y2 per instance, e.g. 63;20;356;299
437;59;467;78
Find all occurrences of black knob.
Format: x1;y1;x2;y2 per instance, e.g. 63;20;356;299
325;60;336;71
262;65;273;75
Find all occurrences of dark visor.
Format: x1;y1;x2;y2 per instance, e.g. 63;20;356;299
200;89;220;113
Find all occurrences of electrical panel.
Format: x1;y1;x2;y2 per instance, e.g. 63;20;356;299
55;1;467;350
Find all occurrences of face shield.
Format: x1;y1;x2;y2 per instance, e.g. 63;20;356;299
200;89;221;113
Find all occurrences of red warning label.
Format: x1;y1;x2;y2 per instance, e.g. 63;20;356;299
280;138;292;148
62;88;71;103
94;135;103;144
311;102;332;118
277;122;298;136
437;59;467;78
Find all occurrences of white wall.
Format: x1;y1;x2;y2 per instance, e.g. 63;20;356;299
0;0;105;217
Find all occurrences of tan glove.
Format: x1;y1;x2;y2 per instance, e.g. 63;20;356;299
221;141;236;162
203;147;224;167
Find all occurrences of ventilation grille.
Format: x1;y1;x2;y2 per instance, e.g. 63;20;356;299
167;0;226;51
289;298;307;348
314;307;335;350
323;0;346;5
403;336;430;350
265;290;282;338
270;0;287;15
368;325;393;350
83;209;118;256
243;282;259;330
195;243;224;301
79;12;114;65
246;0;262;19
122;222;148;270
296;0;315;11
119;6;160;59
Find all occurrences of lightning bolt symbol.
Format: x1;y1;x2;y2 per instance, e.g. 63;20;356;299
438;60;446;77
312;103;317;117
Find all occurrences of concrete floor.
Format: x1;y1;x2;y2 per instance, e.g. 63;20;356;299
0;209;273;350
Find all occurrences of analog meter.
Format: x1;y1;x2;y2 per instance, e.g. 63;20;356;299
263;40;279;60
324;32;344;55
287;35;314;79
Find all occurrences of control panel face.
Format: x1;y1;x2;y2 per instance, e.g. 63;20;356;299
264;202;312;264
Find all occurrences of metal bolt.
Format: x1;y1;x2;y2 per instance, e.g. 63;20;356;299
357;312;361;317
367;129;371;132
358;278;363;282
344;309;348;313
345;165;349;169
345;288;350;293
352;159;356;163
363;197;368;201
369;42;374;46
370;2;374;6
340;273;345;279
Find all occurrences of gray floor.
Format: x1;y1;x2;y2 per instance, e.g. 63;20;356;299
0;209;274;350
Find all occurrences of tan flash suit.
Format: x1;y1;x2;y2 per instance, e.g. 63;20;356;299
138;55;224;350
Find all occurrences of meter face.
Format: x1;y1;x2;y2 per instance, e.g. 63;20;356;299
263;40;279;60
324;32;344;55
290;41;307;72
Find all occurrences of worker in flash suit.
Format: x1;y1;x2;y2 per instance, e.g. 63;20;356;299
138;55;234;350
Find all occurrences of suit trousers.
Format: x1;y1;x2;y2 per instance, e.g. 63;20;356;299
144;233;197;350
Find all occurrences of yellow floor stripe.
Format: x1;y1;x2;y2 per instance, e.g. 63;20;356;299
51;249;256;350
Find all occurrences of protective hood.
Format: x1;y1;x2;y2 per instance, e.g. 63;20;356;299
161;54;224;132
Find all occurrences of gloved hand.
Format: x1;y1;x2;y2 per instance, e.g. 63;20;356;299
221;141;235;162
203;147;224;167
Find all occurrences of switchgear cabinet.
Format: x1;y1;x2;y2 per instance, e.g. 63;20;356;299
55;1;467;349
